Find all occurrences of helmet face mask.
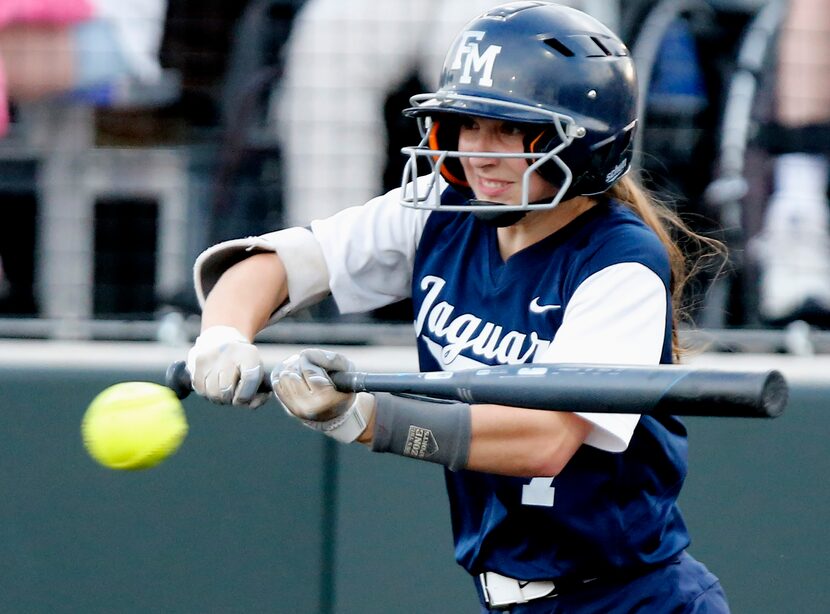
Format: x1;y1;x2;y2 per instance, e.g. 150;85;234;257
399;2;638;217
401;95;583;213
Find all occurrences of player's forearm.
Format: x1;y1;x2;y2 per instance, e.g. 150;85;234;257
201;252;289;340
466;405;591;477
360;398;592;477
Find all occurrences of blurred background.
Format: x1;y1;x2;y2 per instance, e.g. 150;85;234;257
1;0;828;612
3;0;830;344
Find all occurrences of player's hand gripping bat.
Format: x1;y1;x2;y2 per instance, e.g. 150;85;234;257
166;361;787;418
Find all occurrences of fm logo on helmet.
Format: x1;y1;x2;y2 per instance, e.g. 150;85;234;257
450;31;502;87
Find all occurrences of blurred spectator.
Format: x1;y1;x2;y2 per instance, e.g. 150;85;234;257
0;0;167;134
0;0;167;315
269;0;620;227
751;0;830;326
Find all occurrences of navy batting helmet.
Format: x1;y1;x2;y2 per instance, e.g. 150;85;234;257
400;1;638;217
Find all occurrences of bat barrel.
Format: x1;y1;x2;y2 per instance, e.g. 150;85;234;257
334;365;788;418
652;368;787;418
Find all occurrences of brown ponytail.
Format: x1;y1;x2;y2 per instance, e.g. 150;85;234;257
607;175;726;361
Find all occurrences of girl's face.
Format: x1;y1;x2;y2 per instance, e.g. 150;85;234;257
457;116;557;205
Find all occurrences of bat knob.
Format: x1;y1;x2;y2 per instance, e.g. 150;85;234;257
166;361;193;400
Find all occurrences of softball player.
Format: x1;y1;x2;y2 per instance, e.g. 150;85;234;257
271;0;620;227
187;3;730;611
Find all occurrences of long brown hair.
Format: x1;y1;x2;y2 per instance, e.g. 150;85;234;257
607;175;726;361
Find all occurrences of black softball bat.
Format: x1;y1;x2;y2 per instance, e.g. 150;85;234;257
166;361;787;418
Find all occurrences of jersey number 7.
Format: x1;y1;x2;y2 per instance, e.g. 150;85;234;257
522;477;555;507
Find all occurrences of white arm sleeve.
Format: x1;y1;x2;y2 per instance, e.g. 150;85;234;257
310;177;434;313
538;262;668;453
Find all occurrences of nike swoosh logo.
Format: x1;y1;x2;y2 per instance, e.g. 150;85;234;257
529;297;562;314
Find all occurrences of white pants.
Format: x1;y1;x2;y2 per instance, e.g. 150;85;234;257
270;0;620;226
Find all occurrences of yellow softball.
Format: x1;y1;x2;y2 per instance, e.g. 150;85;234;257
81;382;188;470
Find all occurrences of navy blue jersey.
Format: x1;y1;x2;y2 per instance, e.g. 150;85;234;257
412;188;690;580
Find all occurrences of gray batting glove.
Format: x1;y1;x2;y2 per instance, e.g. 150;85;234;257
186;325;270;408
272;349;375;443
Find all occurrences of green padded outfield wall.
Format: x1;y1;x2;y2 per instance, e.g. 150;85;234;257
0;367;330;613
0;366;827;613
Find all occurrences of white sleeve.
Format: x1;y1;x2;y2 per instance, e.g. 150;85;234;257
538;262;668;453
310;177;434;313
94;0;166;82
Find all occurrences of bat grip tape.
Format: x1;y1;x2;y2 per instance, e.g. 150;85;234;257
370;394;471;472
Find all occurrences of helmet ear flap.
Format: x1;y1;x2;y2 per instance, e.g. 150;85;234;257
577;126;635;195
428;118;470;190
527;125;636;198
